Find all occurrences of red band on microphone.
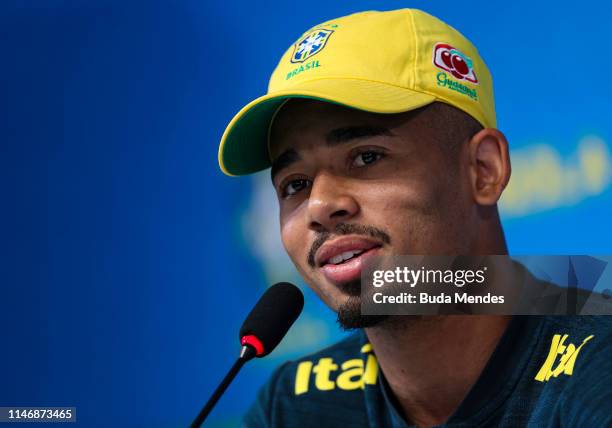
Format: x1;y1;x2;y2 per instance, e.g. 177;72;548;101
241;335;265;356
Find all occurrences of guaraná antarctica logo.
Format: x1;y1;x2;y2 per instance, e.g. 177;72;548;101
291;28;334;63
433;42;479;101
433;43;478;83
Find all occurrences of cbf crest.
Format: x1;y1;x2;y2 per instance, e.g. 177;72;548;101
291;29;334;63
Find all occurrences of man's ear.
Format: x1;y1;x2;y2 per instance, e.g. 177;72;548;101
467;128;511;205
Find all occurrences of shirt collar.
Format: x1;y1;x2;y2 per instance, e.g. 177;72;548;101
361;316;545;427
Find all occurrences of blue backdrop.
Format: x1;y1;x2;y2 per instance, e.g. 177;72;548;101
1;1;611;427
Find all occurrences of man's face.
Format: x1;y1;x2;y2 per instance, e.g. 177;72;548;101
269;99;475;328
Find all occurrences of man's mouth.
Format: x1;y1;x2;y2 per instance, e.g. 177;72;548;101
326;249;367;265
316;237;382;285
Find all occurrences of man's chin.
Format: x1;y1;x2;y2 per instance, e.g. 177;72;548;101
336;296;388;330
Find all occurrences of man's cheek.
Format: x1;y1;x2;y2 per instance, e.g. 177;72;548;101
361;184;438;253
363;179;432;209
280;220;308;270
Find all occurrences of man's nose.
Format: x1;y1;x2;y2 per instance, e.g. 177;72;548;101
307;171;359;232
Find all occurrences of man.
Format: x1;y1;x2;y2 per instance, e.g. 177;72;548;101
218;9;612;428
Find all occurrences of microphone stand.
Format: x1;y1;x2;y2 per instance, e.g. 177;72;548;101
190;345;257;428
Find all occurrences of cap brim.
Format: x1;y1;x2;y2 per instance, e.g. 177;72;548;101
218;78;437;176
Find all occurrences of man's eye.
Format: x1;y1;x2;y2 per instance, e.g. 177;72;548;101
282;178;311;197
352;151;384;168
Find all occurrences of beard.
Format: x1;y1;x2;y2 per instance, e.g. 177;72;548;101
336;296;389;330
335;279;389;330
334;280;424;330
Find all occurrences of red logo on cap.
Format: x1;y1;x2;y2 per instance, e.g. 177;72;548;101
433;43;478;84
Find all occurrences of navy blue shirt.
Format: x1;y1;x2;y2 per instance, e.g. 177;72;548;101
244;316;612;427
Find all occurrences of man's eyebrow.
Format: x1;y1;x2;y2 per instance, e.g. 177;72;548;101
326;125;393;144
270;125;393;182
270;148;300;182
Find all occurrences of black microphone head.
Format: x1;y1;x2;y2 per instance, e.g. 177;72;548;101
239;282;304;357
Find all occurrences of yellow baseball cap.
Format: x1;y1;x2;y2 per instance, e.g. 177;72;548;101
218;8;495;176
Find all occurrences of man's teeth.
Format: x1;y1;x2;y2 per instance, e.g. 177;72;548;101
328;249;365;265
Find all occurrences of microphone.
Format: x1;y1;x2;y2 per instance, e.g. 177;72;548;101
190;282;304;427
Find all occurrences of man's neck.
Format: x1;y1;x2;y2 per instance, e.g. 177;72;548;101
365;315;511;428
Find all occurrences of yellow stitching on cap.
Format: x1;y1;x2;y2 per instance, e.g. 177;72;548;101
409;9;419;91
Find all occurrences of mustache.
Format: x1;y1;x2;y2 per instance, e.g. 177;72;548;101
307;223;391;268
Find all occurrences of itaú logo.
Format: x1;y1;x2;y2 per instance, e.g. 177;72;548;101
433;43;478;84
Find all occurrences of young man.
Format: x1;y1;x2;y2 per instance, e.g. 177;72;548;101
218;9;612;428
